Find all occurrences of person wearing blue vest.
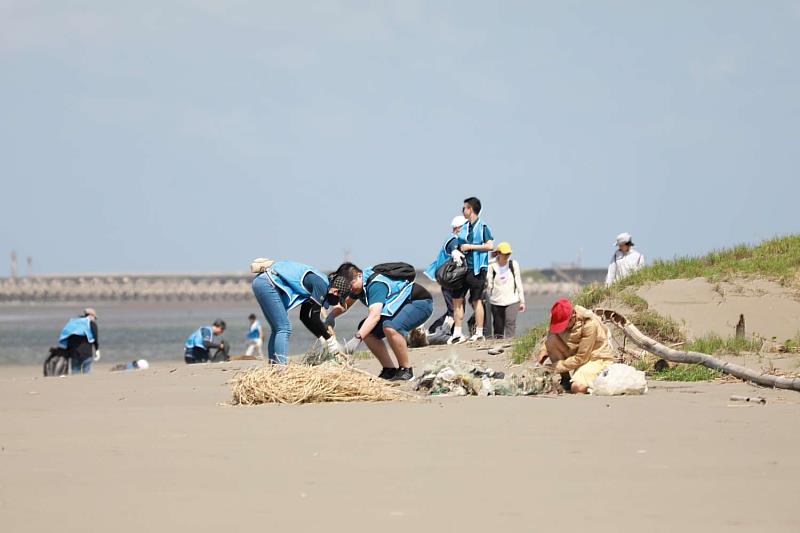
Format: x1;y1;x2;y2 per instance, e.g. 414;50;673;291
448;197;494;344
244;313;265;357
57;307;100;374
332;262;433;381
251;260;351;364
184;320;228;364
424;215;467;340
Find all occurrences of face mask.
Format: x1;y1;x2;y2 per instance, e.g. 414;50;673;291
325;293;341;307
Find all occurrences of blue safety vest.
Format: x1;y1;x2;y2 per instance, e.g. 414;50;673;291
424;235;462;281
267;261;329;310
459;218;491;274
361;267;414;317
246;320;261;340
58;317;96;349
185;326;212;351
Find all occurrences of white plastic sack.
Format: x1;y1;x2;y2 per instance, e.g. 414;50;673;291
591;363;648;396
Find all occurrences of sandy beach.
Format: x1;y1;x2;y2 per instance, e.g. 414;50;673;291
2;343;798;533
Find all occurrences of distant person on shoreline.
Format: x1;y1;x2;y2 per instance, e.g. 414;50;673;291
57;308;100;374
605;232;645;286
485;242;526;338
423;214;467;342
537;298;615;394
184;320;228;364
332;262;433;381
251;260;351;364
448;197;494;344
244;313;264;358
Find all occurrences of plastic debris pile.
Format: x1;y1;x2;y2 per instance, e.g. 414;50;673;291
414;357;558;396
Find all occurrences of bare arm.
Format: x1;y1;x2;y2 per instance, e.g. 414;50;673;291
461;240;494;252
357;303;384;339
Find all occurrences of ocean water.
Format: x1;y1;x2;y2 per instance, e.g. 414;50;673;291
0;293;566;365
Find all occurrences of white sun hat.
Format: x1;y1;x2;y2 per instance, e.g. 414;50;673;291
615;232;634;246
451;215;468;228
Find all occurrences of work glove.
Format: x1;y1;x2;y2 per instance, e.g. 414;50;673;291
93;349;102;362
450;249;465;266
325;336;341;355
344;337;361;355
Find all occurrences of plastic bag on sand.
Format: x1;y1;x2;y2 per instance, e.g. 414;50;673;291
591;363;648;396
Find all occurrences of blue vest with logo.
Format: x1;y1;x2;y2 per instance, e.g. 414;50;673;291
267;261;329;310
361;267;414;317
424;235;463;281
185;326;212;351
459;218;491;274
246;320;261;340
58;316;95;349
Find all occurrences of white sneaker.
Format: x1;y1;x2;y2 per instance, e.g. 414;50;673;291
466;334;486;343
447;335;465;345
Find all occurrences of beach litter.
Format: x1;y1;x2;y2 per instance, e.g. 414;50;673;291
414;357;558;396
590;363;648;396
231;363;414;405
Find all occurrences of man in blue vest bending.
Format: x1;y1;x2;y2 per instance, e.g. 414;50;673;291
448;197;494;344
184;320;228;364
57;308;100;374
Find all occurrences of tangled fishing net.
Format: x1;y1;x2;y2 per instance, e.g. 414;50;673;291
415;357;559;396
231;363;414;405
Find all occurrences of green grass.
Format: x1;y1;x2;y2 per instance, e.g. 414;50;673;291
650;364;722;382
685;334;763;355
351;350;374;361
511;234;800;363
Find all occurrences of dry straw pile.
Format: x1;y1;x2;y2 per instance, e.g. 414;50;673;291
231;363;415;405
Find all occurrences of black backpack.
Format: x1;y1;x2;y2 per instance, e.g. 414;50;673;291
367;262;416;285
435;259;468;291
44;347;70;377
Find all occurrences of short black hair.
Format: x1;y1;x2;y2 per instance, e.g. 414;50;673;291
335;262;362;281
463;197;482;215
248;313;256;320
213;319;226;330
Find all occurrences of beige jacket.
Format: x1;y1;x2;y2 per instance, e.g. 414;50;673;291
554;305;615;373
485;260;525;307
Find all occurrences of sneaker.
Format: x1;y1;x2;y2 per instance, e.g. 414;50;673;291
559;372;573;393
466;334;486;343
447;335;465;345
390;367;414;381
378;367;398;380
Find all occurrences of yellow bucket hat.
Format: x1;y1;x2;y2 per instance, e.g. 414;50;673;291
495;242;512;255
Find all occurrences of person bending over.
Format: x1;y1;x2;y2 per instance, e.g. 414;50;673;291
184;320;228;364
57;307;100;374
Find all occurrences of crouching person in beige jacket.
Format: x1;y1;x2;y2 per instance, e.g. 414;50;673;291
537;298;615;394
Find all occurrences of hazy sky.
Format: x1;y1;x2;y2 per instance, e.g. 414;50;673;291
1;1;798;275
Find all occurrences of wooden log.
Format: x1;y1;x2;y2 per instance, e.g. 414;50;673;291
594;309;800;392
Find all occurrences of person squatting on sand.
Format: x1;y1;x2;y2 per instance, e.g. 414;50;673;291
184;319;228;364
57;307;100;374
251;260;350;364
244;313;265;358
605;232;645;287
485;242;526;338
537;298;615;394
448;197;494;344
423;214;467;340
332;262;433;381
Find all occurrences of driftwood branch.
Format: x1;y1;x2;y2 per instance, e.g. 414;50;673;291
595;309;800;392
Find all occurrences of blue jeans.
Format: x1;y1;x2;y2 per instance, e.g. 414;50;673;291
252;273;291;364
71;356;92;374
369;299;434;339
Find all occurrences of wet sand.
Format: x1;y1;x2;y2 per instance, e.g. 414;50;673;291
1;344;799;532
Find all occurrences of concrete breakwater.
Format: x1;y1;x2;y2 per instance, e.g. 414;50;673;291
0;273;579;303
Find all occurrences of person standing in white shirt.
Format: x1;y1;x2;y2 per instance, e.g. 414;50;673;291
244;313;265;357
485;242;526;338
605;232;645;286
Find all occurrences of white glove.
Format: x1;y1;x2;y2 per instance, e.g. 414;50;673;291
326;336;341;355
450;249;465;266
93;349;102;362
344;337;361;355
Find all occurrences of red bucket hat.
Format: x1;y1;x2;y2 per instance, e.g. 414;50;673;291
549;298;573;333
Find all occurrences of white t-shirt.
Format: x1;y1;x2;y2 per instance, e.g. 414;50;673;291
605;249;645;286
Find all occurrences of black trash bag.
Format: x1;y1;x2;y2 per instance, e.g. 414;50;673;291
435;260;467;291
210;338;230;362
44;347;70;377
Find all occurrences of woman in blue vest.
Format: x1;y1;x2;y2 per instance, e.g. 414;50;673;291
184;320;227;364
332;262;433;381
423;215;467;339
251;260;351;364
57;308;100;374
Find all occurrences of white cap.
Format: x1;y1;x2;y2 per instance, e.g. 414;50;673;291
451;215;468;228
615;232;633;246
136;359;149;370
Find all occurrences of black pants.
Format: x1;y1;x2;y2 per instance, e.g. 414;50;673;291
427;288;455;333
490;303;519;338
